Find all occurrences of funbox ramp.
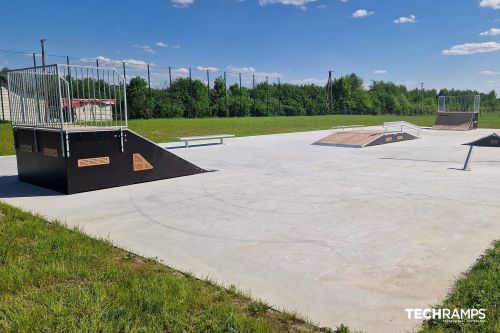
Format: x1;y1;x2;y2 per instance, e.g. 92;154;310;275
314;130;417;148
432;112;478;131
13;127;208;194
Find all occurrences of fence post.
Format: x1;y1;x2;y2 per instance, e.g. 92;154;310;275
189;68;193;118
239;73;242;117
278;77;281;116
147;64;151;118
252;74;256;115
224;71;227;117
207;69;210;117
33;53;37;67
266;76;269;116
169;66;173;116
0;78;4;121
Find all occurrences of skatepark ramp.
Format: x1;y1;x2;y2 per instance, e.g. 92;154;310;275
314;124;419;148
461;133;500;170
433;95;479;131
7;64;208;194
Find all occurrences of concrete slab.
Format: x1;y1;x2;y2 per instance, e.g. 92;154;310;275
1;127;500;333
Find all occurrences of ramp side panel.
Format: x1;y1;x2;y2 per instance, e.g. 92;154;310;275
464;133;500;147
14;128;68;193
364;132;418;147
65;129;207;194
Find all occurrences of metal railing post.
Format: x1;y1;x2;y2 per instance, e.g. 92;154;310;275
0;79;4;121
56;65;65;129
123;63;128;127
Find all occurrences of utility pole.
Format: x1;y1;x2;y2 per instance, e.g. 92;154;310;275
326;70;333;114
421;82;424;115
40;39;47;67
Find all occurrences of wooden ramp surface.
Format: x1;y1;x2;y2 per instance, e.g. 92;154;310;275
316;131;383;148
432;112;477;131
315;130;417;148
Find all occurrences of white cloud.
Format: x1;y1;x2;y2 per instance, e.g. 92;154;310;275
373;69;387;74
154;41;181;49
133;44;155;54
352;9;374;18
227;65;256;73
441;41;500;55
171;67;190;77
480;70;499;75
195;66;219;72
289;78;325;85
479;28;500;36
171;0;193;8
258;0;318;10
80;56;149;70
480;0;500;9
394;15;417;24
226;65;280;79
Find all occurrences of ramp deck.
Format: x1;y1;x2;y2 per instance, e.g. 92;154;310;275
314;130;417;148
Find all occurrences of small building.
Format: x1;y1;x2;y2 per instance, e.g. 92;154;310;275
0;75;10;121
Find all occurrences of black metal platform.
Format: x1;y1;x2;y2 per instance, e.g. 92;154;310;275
13;127;208;194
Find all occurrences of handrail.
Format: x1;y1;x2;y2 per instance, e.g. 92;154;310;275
331;125;365;132
383;121;421;138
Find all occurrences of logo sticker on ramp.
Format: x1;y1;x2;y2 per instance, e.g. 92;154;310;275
78;157;110;167
133;153;154;171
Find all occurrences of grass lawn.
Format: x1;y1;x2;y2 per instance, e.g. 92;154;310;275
0;202;498;333
2;114;500;156
0;121;13;156
420;240;500;333
0;202;336;333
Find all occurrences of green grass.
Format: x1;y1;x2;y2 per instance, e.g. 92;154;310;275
420;241;500;333
0;202;341;333
0;203;497;333
2;114;500;156
127;115;437;143
0;121;13;156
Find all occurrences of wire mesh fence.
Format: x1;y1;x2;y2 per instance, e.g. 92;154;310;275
3;49;499;120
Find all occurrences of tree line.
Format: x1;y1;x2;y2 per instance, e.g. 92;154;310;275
126;73;500;119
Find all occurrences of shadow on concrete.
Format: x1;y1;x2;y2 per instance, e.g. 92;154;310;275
0;176;62;198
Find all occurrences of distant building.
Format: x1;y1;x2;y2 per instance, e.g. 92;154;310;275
0;75;10;121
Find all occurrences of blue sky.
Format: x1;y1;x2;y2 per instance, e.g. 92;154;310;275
1;0;500;92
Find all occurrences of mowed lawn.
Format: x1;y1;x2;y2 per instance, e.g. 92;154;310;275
0;202;330;333
2;114;500;155
0;201;498;332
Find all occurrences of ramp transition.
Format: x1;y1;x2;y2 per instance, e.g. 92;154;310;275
14;127;208;194
314;130;417;148
433;112;478;131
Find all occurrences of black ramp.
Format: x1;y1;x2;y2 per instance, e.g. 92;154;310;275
14;128;68;193
14;128;209;194
433;112;478;130
463;133;500;147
